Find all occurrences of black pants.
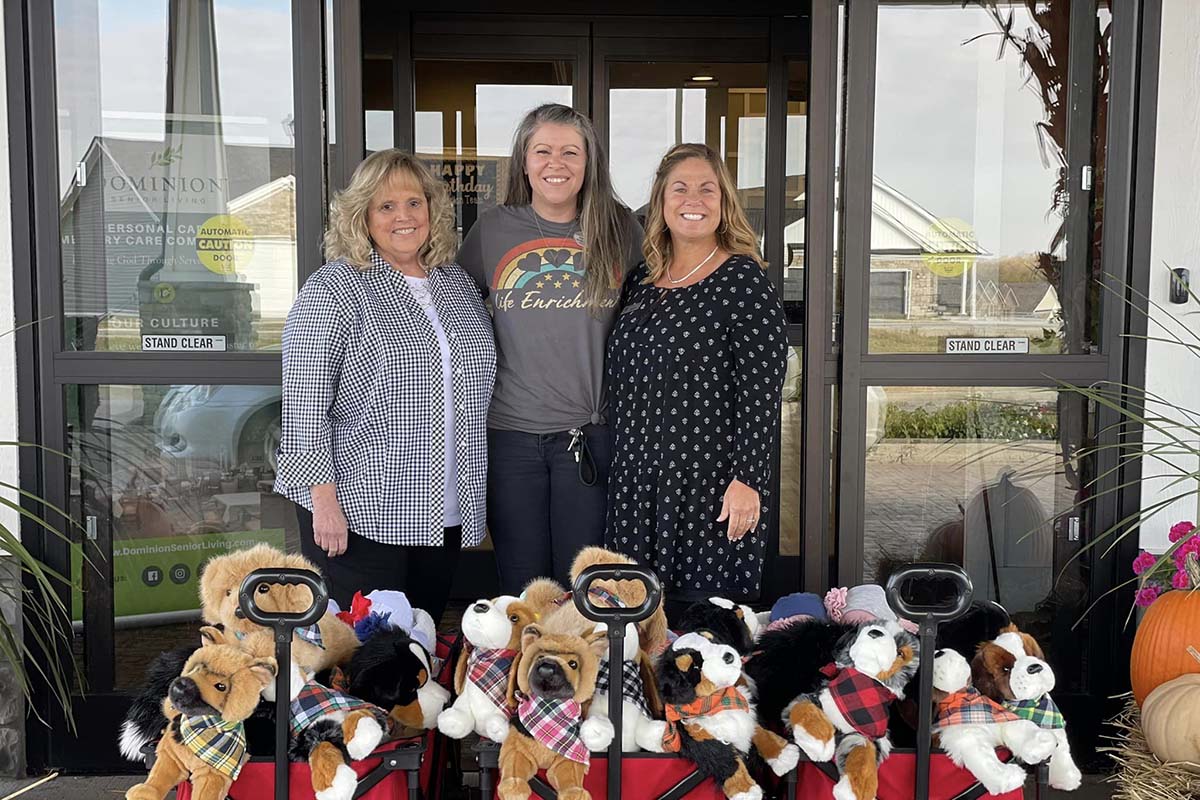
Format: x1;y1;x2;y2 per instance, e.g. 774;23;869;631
486;424;612;595
296;504;462;623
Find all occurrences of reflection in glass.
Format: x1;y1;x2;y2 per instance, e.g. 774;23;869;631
68;384;296;690
55;1;298;352
413;60;573;239
607;63;768;238
862;386;1089;691
869;2;1095;354
780;347;802;557
783;61;808;325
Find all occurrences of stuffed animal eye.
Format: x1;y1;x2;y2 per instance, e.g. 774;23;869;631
225;589;232;597
257;584;271;594
214;682;227;692
509;614;519;623
568;660;578;670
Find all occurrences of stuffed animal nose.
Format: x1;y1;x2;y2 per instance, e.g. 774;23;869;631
472;602;490;614
1026;663;1044;675
536;661;559;679
868;628;885;639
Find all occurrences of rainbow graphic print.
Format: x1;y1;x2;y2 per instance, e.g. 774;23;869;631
491;236;584;292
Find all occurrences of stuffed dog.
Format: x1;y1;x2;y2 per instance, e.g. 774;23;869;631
438;595;540;742
497;624;613;800
932;647;1056;795
587;620;666;752
125;632;277;800
656;632;799;800
528;547;671;657
786;622;919;800
675;598;759;655
340;626;449;737
199;544;359;676
973;626;1082;792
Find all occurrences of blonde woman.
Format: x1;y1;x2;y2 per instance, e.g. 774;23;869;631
275;149;495;619
606;143;787;614
457;103;642;593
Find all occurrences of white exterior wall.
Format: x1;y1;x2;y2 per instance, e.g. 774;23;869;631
0;1;18;546
1140;0;1200;552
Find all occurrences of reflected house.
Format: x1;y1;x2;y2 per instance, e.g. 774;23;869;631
59;136;296;350
784;173;993;319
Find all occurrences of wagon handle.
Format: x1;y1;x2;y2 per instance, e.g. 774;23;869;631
572;564;663;800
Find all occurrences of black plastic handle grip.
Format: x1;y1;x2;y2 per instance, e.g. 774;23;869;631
237;567;328;630
885;562;974;622
572;564;662;625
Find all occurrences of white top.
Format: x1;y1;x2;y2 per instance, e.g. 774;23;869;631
405;274;462;528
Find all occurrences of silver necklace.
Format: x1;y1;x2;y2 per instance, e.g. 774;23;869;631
528;205;582;246
667;245;719;284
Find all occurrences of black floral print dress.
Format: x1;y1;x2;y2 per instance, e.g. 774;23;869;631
605;255;788;597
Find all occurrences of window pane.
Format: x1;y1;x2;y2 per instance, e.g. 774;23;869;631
56;1;298;352
414;60;573;239
869;2;1093;354
607;62;768;238
68;384;295;690
780;347;802;557
783;60;808;325
862;386;1090;691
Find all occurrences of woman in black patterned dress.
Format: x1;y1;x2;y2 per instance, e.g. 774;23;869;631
605;143;788;610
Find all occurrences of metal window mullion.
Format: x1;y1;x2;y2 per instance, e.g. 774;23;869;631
52;353;284;385
392;8;414;153
1063;0;1099;355
332;0;364;192
803;0;838;593
835;0;878;587
294;0;326;279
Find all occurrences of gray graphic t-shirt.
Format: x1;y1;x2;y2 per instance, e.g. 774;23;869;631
457;205;643;434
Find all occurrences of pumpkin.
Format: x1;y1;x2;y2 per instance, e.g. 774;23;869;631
1141;673;1200;771
1130;589;1200;705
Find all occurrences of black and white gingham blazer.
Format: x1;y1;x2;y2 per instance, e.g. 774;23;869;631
274;251;496;547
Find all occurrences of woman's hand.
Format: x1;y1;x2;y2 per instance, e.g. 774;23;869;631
310;483;349;557
717;479;761;541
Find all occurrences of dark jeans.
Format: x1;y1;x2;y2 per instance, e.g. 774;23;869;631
487;424;612;594
296;504;462;623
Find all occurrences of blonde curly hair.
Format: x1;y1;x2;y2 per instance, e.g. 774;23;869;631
324;149;456;270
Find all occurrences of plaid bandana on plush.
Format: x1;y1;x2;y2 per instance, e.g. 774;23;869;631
516;693;589;766
661;686;751;753
820;664;895;740
295;623;325;649
290;679;387;738
934;688;1020;729
467;646;517;711
179;714;248;780
595;657;651;718
1003;695;1066;730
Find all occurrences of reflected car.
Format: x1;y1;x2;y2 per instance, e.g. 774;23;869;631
153;385;282;472
783;348;888;451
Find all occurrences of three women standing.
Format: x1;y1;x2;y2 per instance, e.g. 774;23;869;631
458;103;643;594
605;143;788;609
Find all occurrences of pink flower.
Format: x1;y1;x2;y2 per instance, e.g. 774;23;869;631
1169;521;1196;543
1132;551;1157;575
1135;584;1164;607
824;587;848;621
1172;569;1192;590
1174;537;1200;569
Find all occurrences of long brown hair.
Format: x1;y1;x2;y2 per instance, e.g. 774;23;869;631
642;143;765;283
504;104;630;309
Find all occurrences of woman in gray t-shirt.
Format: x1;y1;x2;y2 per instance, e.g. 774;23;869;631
457;103;642;594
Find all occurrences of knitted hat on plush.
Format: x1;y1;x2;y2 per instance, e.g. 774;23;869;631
834;584;920;634
769;592;829;623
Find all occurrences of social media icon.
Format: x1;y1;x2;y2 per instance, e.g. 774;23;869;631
170;564;190;584
142;566;163;587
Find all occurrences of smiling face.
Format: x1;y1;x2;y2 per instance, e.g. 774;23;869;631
366;170;430;269
662;157;722;245
524;123;586;220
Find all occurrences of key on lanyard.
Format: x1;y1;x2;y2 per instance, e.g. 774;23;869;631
567;428;584;463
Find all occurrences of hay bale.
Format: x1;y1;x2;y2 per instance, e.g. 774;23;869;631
1099;694;1200;800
